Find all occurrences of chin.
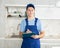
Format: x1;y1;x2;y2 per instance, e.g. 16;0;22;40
29;15;33;17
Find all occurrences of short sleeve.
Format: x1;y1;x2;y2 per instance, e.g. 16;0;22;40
41;20;44;31
37;19;44;32
20;20;26;32
37;19;41;32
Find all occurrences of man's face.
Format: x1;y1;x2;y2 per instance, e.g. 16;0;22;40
26;7;35;17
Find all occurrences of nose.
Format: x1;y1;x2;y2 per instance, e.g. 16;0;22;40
30;11;32;14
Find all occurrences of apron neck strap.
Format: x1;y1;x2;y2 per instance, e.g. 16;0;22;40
25;18;28;26
25;18;38;26
35;18;38;26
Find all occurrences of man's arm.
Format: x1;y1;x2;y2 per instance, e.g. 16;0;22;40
19;29;32;38
19;32;23;38
38;31;45;38
31;31;45;39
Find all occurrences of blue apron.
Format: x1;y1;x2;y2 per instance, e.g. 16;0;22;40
21;18;40;48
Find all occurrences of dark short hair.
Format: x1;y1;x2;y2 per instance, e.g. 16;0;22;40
26;4;35;10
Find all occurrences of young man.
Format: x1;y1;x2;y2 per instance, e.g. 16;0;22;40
19;4;45;48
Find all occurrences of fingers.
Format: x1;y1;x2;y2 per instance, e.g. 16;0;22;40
31;35;36;39
31;35;39;39
26;29;32;33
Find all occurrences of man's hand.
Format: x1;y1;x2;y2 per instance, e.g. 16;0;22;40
31;35;39;39
26;29;32;33
31;31;45;39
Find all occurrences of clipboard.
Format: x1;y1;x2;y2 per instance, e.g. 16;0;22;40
22;33;36;38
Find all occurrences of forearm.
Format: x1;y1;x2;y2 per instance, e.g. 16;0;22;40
31;31;45;39
38;31;45;38
19;32;23;38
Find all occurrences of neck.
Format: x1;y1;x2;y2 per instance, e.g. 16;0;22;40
28;16;35;20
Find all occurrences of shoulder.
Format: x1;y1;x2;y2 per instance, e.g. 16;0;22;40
21;18;26;24
35;18;41;22
35;18;41;25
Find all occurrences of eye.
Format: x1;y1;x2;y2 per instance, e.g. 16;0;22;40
32;10;33;11
28;10;30;11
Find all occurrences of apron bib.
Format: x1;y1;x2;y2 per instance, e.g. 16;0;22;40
21;18;40;48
